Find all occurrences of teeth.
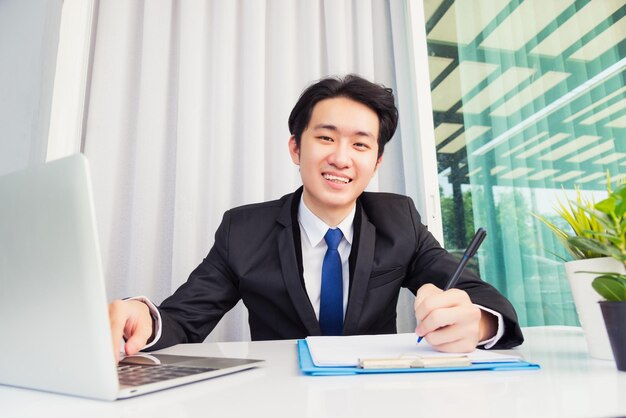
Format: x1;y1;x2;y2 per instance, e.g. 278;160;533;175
323;174;350;183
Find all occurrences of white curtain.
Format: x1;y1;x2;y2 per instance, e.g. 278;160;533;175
84;0;423;342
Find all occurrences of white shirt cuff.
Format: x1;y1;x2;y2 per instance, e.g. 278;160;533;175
128;296;162;351
474;304;505;349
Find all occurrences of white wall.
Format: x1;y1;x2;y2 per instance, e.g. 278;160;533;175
0;0;63;176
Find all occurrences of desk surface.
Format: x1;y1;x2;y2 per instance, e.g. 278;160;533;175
2;326;625;418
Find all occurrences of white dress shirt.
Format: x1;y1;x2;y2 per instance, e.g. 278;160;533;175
297;198;355;320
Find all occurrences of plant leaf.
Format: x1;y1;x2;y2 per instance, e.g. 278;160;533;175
571;203;614;231
616;196;626;219
608;181;626;218
531;212;585;259
614;183;626;199
595;196;616;215
580;231;623;247
568;236;622;258
543;248;569;262
592;274;626;302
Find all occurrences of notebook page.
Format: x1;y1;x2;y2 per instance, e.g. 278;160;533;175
305;333;521;367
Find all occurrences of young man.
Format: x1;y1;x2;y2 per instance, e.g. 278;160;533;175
109;75;523;361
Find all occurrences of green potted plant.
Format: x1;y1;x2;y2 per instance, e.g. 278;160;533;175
576;183;626;371
534;180;625;360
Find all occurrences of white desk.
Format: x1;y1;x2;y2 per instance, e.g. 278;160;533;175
2;326;625;418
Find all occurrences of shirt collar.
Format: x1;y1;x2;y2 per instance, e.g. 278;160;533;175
298;197;355;247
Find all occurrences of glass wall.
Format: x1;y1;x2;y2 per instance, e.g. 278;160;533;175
422;0;625;326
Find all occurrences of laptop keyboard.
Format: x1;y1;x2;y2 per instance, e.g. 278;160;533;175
117;364;215;386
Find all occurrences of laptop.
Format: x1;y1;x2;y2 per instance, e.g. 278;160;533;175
0;154;264;400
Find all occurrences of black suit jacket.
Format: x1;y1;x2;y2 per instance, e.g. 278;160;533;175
150;188;523;350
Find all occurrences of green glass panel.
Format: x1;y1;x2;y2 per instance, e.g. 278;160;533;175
423;0;626;326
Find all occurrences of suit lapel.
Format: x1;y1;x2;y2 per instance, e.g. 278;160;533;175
276;191;321;335
343;206;375;334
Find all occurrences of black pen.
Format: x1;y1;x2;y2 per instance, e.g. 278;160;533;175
417;228;487;343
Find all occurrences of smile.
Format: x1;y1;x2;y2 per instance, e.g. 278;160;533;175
322;173;352;184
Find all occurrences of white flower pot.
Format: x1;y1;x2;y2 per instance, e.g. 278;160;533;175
565;257;626;360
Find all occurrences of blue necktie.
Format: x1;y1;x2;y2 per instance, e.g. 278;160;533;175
319;228;344;336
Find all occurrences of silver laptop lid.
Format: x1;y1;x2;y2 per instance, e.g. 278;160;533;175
0;154;119;400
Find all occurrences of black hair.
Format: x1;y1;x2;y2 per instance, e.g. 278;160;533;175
288;74;398;158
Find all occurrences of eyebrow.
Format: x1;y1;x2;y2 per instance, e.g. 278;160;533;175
312;124;375;140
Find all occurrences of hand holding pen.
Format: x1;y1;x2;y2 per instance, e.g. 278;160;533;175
415;228;487;345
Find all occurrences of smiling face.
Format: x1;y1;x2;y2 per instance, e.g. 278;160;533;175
288;97;382;226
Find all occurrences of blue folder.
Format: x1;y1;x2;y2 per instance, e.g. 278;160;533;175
297;340;540;376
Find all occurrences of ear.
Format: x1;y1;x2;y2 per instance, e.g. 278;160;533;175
288;136;300;165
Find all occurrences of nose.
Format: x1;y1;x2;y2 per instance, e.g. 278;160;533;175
327;142;352;169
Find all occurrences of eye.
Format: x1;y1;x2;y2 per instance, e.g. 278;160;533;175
317;136;334;142
354;142;370;150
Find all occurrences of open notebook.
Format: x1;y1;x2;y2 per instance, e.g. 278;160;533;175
299;333;539;375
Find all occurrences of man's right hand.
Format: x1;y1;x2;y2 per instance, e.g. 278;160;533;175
108;299;154;363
